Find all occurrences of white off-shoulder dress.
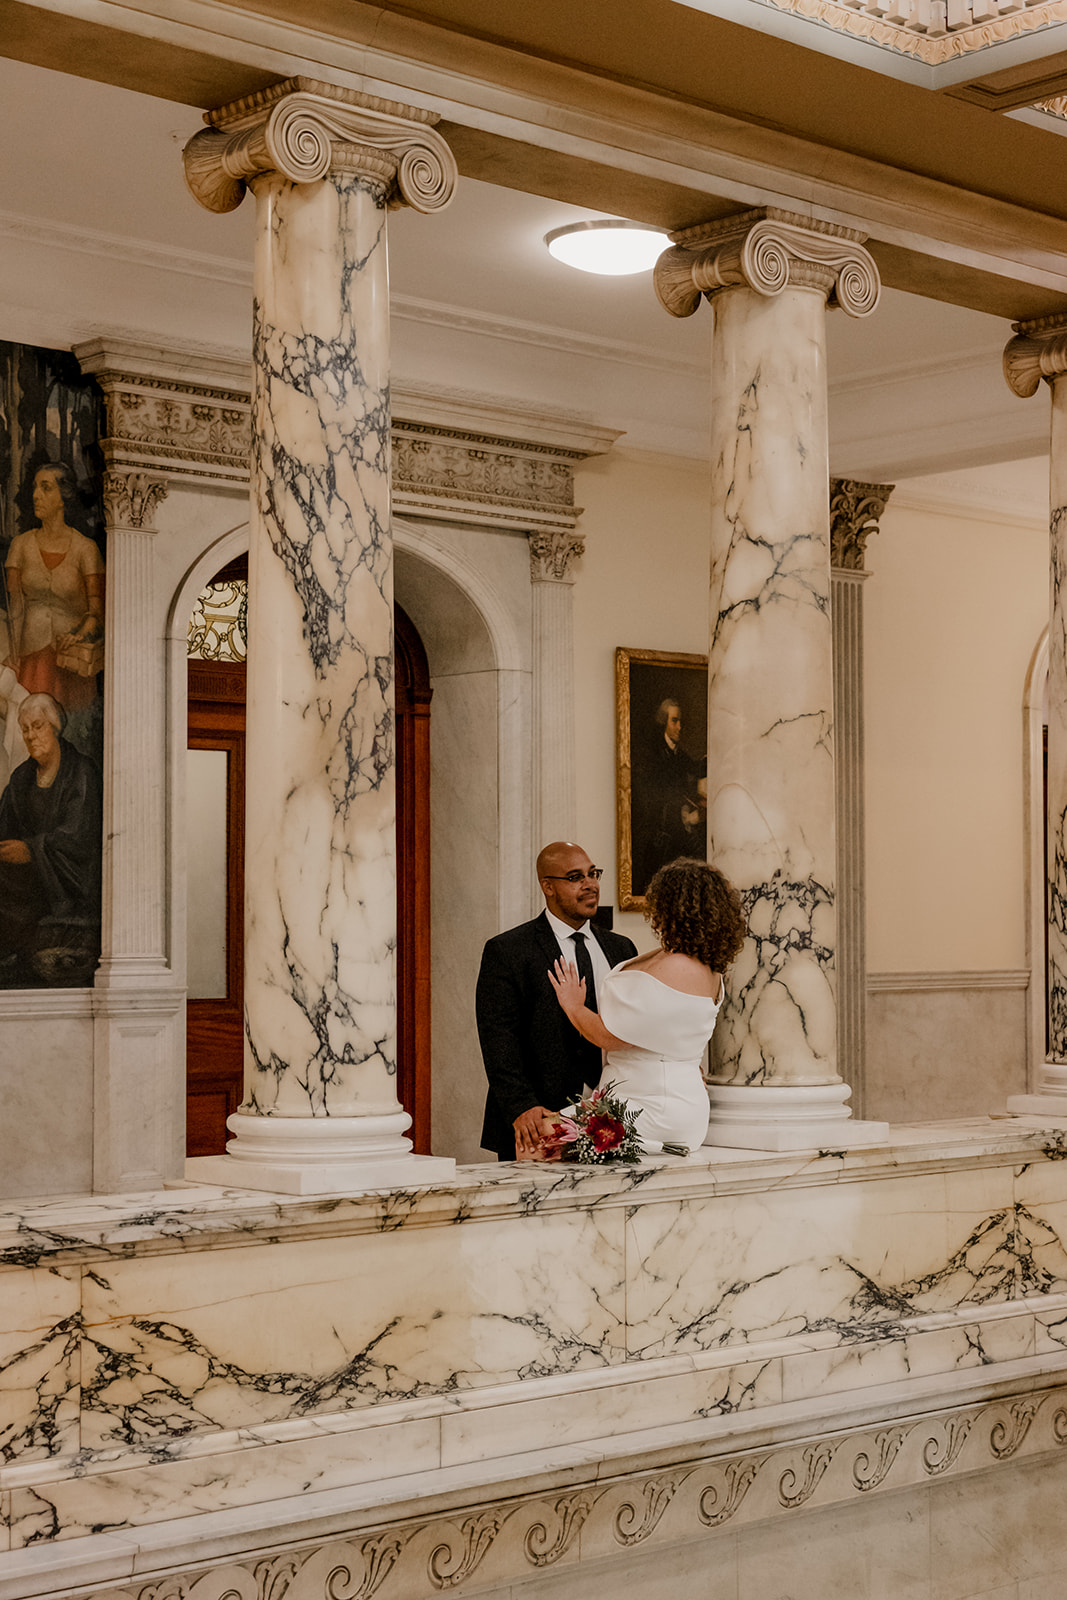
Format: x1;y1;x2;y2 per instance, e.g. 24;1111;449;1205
597;963;724;1153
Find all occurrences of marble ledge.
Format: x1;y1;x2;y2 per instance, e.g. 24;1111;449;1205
3;1117;1067;1266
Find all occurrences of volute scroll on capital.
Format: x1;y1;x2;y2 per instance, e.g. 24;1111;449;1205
183;76;457;216
654;208;880;320
1003;313;1067;398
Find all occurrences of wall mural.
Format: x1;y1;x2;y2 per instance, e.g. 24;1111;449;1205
0;340;106;988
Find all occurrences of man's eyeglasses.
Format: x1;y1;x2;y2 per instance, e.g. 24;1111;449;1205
542;868;604;883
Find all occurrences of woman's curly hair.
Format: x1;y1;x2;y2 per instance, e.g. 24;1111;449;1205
645;858;747;972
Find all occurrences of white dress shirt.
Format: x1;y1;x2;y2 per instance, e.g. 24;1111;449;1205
544;908;614;997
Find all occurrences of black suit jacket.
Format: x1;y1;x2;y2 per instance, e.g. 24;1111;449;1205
476;912;638;1158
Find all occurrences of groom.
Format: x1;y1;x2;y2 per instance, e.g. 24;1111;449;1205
476;840;637;1159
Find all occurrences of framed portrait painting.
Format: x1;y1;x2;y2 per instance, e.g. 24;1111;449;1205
615;646;708;911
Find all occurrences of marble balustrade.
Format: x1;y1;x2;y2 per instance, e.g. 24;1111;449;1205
3;1118;1067;1576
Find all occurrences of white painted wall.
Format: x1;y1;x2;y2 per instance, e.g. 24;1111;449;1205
865;487;1047;973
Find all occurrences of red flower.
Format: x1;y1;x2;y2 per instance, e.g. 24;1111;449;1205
585;1113;625;1152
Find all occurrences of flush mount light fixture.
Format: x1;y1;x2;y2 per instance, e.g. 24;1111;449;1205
544;219;670;276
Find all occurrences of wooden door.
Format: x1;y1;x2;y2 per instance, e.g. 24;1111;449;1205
185;657;246;1155
395;605;433;1153
185;600;432;1156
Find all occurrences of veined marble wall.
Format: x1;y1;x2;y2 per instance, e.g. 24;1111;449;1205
3;1121;1067;1598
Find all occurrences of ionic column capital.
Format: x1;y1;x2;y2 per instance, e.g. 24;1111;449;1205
528;530;585;584
829;478;895;572
183;76;457;215
654;208;880;320
102;471;168;531
1003;314;1067;398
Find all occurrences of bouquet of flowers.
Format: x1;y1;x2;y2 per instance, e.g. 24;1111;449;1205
541;1082;644;1164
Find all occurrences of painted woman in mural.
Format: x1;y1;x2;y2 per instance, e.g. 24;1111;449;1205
4;461;105;712
0;692;102;985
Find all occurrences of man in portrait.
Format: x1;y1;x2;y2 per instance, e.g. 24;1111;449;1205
634;696;706;894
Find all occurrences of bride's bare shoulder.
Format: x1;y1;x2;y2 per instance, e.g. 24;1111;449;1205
636;951;720;997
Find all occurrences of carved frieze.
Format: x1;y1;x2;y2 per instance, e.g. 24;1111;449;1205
87;1381;1067;1600
829;477;895;571
74;344;608;541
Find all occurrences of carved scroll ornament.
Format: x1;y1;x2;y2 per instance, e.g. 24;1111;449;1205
654;208;880;320
183;77;457;215
1004;313;1067;398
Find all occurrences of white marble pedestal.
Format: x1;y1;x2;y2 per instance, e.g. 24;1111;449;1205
704;1083;889;1150
187;1111;454;1193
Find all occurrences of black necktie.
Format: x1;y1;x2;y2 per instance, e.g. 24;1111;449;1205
571;930;598;1012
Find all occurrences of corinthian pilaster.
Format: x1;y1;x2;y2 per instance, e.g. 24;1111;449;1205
830;479;893;1121
182;79;456;1193
528;531;584;868
1004;314;1067;1114
655;209;887;1150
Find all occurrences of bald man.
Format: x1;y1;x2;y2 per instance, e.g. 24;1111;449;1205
476;841;637;1159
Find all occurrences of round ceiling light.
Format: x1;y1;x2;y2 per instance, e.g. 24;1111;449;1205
544;219;670;276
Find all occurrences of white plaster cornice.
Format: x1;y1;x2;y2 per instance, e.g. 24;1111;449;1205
10;0;1067;311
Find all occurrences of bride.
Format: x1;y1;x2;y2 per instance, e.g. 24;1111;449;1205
546;857;746;1155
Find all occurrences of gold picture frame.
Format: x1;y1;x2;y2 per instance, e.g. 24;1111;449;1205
615;645;708;912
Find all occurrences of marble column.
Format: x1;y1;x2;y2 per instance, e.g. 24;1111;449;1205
830;479;893;1120
92;470;185;1192
183;78;457;1192
655;209;888;1149
1005;316;1067;1116
529;529;583;892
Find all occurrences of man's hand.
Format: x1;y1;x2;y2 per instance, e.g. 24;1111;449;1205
513;1105;555;1157
0;840;30;864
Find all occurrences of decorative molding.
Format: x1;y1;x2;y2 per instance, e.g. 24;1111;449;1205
527;530;586;583
1004;313;1067;397
748;0;1067;68
183;78;456;215
867;969;1031;991
68;1383;1067;1600
74;342;612;533
101;471;169;531
830;478;895;570
654;208;880;320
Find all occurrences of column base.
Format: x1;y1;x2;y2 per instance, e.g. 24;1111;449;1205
703;1083;889;1152
1006;1062;1067;1119
185;1111;456;1195
1006;1095;1067;1121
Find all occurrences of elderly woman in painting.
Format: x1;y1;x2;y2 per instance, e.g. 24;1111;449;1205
5;461;105;710
0;692;102;983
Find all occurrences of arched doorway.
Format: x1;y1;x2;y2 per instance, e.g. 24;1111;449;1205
184;555;433;1155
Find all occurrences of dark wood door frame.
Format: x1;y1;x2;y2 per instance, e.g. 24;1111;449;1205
185;658;246;1157
395;604;433;1154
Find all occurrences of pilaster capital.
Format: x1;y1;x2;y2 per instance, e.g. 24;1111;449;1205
829;478;895;571
654;208;880;321
183;77;457;216
528;530;585;584
102;471;168;531
1003;313;1067;398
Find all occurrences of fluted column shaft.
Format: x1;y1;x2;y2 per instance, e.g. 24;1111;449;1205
830;478;893;1118
92;472;182;1192
183;78;457;1190
655;209;888;1147
1005;317;1067;1100
529;531;583;872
